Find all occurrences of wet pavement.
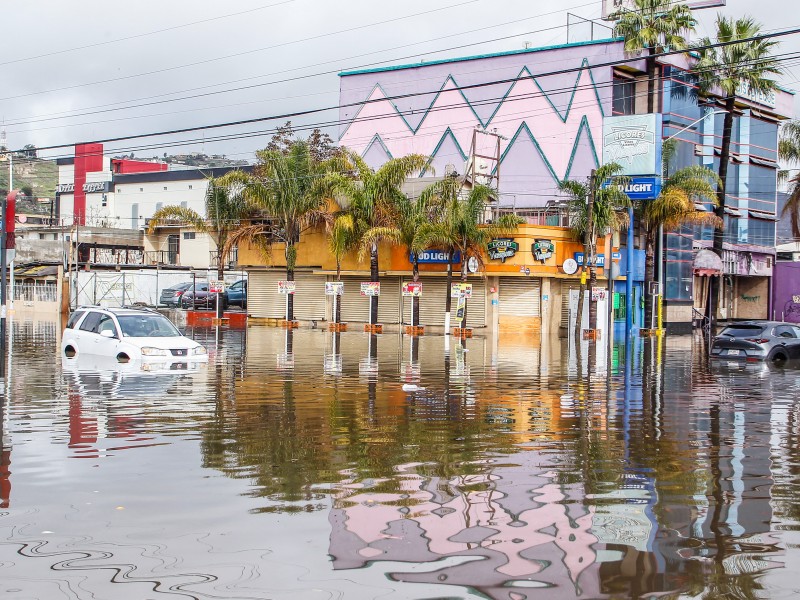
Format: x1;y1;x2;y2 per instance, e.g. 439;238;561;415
1;319;800;599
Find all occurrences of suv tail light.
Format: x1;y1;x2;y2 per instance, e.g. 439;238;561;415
176;291;184;296
745;338;769;344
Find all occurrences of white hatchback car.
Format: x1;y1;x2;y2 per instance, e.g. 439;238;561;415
62;307;208;364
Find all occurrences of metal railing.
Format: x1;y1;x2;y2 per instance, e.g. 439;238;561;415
14;282;58;303
145;250;179;265
495;206;570;228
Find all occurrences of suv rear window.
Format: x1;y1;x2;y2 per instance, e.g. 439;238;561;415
66;310;86;329
719;325;767;338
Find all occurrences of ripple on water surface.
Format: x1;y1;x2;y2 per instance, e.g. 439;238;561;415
1;320;800;599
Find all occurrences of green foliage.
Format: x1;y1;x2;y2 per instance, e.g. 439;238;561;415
225;141;337;269
779;121;800;240
559;163;632;243
693;16;780;100
611;0;695;55
417;178;522;275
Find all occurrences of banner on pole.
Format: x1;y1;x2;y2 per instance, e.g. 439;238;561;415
325;281;344;296
402;282;422;297
450;283;473;298
360;282;380;296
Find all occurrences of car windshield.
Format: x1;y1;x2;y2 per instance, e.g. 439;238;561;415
719;325;767;338
117;314;182;337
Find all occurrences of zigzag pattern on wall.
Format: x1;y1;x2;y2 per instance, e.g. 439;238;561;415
340;59;606;185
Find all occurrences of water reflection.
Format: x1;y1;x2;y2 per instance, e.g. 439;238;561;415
0;319;798;598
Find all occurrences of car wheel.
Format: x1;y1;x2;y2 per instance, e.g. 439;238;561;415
769;349;789;366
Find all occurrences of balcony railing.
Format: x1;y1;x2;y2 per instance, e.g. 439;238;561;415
145;250;179;265
494;206;571;228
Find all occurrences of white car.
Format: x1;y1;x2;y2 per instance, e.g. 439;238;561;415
62;307;208;364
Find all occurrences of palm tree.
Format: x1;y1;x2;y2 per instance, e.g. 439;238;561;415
326;151;428;326
779;120;800;241
640;141;722;327
611;0;696;113
693;16;780;326
327;212;358;324
419;179;522;330
149;172;250;315
224;141;334;322
560;163;631;331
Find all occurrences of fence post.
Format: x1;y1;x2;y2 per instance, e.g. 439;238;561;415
122;272;126;307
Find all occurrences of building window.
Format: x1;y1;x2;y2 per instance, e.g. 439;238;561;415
163;186;168;191
183;232;196;240
612;75;636;115
139;187;143;192
188;185;193;190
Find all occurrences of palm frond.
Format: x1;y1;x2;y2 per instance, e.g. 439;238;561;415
148;206;206;234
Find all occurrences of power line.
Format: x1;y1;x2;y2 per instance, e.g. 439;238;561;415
0;2;601;128
0;1;297;68
0;0;483;104
21;49;800;164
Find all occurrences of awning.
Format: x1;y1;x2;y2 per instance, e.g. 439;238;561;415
693;249;723;276
748;209;778;221
724;206;742;217
750;156;779;168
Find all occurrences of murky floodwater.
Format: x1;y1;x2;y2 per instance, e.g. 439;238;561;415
2;319;800;599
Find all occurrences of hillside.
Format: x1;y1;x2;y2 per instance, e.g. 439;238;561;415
0;156;58;199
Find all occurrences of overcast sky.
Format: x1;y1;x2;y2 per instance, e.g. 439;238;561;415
1;0;796;162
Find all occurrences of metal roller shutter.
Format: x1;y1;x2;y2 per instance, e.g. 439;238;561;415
401;278;486;327
291;273;326;321
560;280;582;328
248;271;284;318
499;277;541;318
338;276;401;324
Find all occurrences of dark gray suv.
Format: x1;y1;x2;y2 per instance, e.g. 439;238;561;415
710;321;800;365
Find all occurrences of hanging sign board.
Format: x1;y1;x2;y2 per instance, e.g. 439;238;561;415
325;282;344;296
602;114;663;176
487;238;519;262
532;239;555;262
360;282;380;296
210;280;225;293
278;280;296;294
591;287;607;302
402;282;422;297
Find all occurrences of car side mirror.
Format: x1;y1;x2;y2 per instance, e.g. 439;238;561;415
100;330;115;338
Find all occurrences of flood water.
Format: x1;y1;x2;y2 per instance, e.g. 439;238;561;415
2;320;800;599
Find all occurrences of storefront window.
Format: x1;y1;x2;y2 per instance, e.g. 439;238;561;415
612;76;636;115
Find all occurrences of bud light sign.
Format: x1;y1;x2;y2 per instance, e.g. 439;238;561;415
604;176;662;200
411;250;461;264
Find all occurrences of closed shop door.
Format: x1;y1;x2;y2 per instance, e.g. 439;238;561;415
248;271;284;318
338;276;401;324
499;277;541;318
560;280;582;328
402;278;486;327
291;273;326;321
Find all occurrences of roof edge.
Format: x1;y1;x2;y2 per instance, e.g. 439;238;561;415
338;37;623;77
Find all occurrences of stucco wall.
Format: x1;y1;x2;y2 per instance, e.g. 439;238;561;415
338;39;628;209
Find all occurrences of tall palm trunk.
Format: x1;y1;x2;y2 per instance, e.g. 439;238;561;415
444;248;454;331
412;258;420;327
643;232;656;328
646;46;657;113
334;261;342;324
370;242;379;325
216;232;226;319
286;243;295;322
708;96;736;329
459;257;469;328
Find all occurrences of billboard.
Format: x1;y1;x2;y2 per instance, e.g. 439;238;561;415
602;0;725;20
602;114;662;176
